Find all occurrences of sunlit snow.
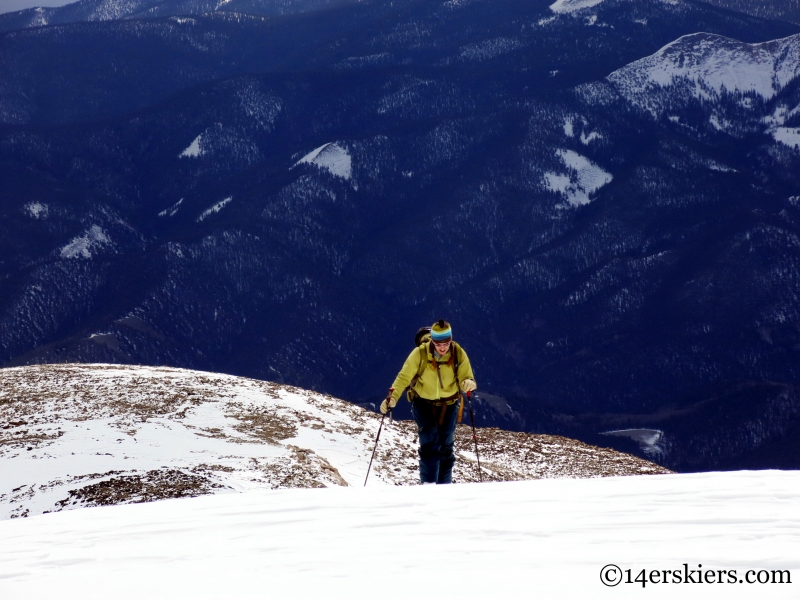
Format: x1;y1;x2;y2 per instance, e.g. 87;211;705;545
23;202;48;219
1;366;796;597
607;33;800;116
158;198;183;217
601;428;665;457
580;131;602;144
1;365;669;520
59;225;111;259
543;149;613;207
773;127;800;148
180;134;203;158
0;471;797;598
294;143;352;180
197;197;232;222
549;0;604;14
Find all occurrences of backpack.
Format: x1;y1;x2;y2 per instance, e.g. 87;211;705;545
407;326;466;422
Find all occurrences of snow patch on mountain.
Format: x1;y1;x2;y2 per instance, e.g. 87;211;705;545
607;33;800;116
443;0;481;8
23;202;48;219
177;124;260;164
28;7;49;27
294;143;352;180
87;0;155;22
60;225;111;259
197;197;232;221
544;149;613;207
581;130;602;144
601;428;665;458
180;134;203;158
564;117;574;137
773;127;800;148
158;198;183;217
549;0;604;14
763;103;800;129
707;159;736;172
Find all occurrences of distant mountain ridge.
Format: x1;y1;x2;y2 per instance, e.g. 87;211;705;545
698;0;800;26
0;0;354;32
608;32;800;113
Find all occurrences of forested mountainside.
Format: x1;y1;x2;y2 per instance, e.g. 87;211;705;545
0;0;355;32
698;0;800;26
1;0;799;471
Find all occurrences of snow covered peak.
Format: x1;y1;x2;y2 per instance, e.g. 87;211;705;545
608;33;800;112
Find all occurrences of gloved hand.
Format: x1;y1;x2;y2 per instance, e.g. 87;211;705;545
380;392;397;414
460;379;477;393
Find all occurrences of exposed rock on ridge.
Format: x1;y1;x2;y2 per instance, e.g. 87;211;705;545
0;364;669;519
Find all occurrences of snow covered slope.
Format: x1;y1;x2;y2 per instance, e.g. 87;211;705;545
0;470;797;598
0;364;668;519
607;32;800;115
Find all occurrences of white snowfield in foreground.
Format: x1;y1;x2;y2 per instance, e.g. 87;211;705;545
0;471;797;599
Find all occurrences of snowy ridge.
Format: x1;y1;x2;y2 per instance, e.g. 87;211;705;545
294;142;352;180
0;364;668;520
197;196;231;221
607;33;800;116
158;198;183;217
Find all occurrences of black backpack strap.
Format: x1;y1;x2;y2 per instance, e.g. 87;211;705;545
451;342;462;387
407;343;429;400
452;342;465;423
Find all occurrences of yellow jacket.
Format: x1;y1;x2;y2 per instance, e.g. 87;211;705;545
390;342;475;404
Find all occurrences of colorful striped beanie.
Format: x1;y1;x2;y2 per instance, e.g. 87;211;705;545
431;319;452;343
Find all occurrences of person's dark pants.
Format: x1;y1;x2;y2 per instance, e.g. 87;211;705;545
411;399;459;484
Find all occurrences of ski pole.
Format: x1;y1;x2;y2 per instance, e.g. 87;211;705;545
364;390;393;486
467;391;483;482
